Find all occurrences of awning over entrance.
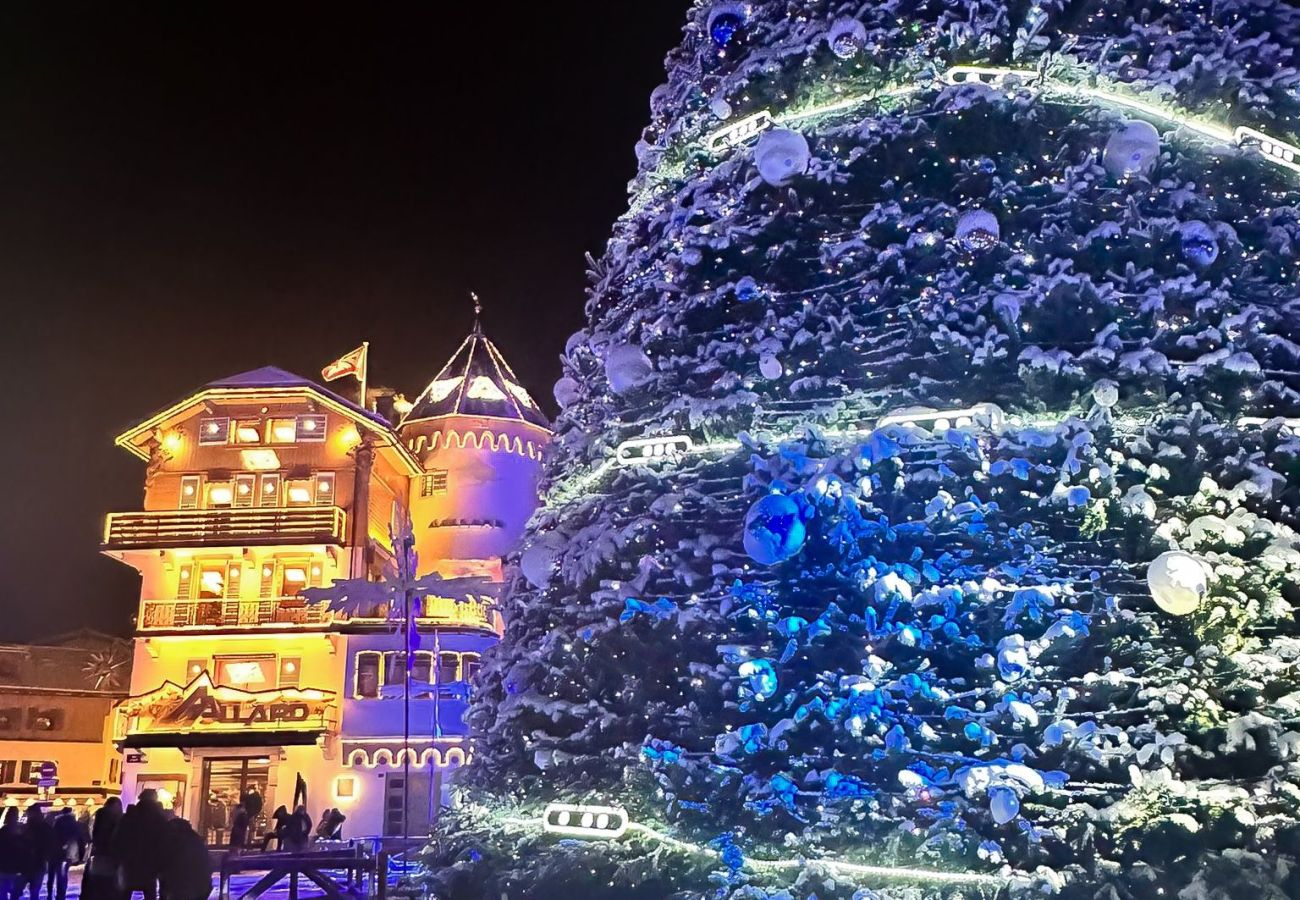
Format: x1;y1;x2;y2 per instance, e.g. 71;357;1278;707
121;730;322;749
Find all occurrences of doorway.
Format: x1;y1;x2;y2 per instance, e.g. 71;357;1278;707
199;757;270;845
382;770;443;837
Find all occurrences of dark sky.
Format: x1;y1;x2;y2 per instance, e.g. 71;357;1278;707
0;2;687;641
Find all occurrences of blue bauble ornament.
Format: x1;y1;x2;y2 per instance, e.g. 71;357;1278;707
707;4;747;49
956;209;1001;252
1179;220;1220;267
743;493;806;565
739;658;778;700
990;786;1020;824
1103;120;1161;180
735;275;761;302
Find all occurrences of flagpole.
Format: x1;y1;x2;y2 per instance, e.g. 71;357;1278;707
359;341;370;411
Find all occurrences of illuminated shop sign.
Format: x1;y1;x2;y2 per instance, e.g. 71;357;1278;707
119;673;334;736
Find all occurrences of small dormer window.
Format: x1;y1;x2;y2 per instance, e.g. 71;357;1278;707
269;418;298;444
297;415;327;443
235;421;262;444
199;418;231;445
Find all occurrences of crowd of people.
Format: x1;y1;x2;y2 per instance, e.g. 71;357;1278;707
0;788;348;900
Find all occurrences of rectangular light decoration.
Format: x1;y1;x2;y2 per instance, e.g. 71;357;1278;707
541;803;629;839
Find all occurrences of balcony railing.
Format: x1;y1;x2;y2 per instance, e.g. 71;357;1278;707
104;506;347;550
139;599;333;630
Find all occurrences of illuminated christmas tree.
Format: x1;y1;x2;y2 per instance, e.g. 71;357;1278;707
434;2;1300;897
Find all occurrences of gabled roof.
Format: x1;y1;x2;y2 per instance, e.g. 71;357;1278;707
402;321;550;430
114;366;421;474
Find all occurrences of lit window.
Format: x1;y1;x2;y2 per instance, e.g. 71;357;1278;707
334;776;356;799
462;653;481;683
234;474;256;508
179;476;201;510
280;658;301;688
215;656;274;690
465;376;507;401
297;415;327;443
282;566;309;596
421;471;448;496
235;421;262;444
199;418;230;445
28;710;61;732
437;652;460;685
355;653;380;699
185;659;205;681
269;418;298;444
206;482;234;509
198;565;227;599
259;474;280;507
315;473;336;505
286;481;313;506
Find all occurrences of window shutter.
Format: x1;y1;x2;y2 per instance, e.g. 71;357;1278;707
259;562;278;599
179;476;201;510
179;563;197;600
258;473;280;507
314;473;336;506
234;474;256;508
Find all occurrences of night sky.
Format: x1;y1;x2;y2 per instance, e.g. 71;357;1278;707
0;3;688;641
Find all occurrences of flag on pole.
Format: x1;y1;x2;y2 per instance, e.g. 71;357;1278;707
321;344;368;383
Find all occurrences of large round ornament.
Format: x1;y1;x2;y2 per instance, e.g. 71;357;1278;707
1146;550;1208;616
1103;120;1161;180
553;376;581;410
605;343;654;394
757;337;784;380
738;658;778;700
1091;379;1119;409
956;209;1001;252
707;3;747;49
1179;220;1220;267
755;129;810;187
520;532;565;589
735;275;761;302
828;17;867;59
990;786;1020;824
743;493;806;565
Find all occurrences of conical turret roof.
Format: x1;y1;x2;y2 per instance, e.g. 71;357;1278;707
402;315;549;429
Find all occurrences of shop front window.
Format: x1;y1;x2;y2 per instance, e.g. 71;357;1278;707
199;758;268;845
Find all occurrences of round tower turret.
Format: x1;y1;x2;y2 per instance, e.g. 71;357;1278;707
398;317;550;581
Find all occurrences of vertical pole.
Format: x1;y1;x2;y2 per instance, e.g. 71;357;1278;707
359;342;370;411
402;585;411;868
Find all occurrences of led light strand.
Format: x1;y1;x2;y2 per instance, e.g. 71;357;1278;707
548;402;1271;513
694;64;1297;176
505;806;1012;888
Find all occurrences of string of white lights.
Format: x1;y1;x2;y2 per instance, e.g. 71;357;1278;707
696;64;1300;172
503;803;1013;889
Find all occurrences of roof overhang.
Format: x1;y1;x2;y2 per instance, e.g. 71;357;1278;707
114;384;422;476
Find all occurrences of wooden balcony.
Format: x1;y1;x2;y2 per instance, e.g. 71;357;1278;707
139;598;333;631
103;506;347;550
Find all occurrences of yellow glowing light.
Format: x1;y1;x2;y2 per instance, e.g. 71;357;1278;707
282;660;297;674
208;486;233;506
288;486;312;504
317;479;332;493
236;425;261;443
240;448;281;471
301;418;317;432
162;432;182;452
339;426;361;448
272;422;297;442
333;776;357;802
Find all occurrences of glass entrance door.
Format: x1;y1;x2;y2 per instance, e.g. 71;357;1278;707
199;757;270;845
